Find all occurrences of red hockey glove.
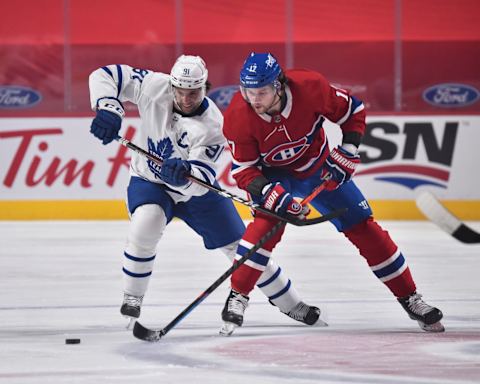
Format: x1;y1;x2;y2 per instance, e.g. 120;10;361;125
321;146;360;191
261;182;309;218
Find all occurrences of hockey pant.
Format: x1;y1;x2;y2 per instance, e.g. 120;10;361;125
122;204;301;312
231;214;416;299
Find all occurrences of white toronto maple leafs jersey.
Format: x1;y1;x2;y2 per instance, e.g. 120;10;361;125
89;64;228;203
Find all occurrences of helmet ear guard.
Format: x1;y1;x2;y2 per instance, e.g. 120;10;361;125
272;79;281;91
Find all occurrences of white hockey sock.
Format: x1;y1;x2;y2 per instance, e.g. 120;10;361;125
219;241;300;313
257;258;300;313
123;204;166;297
123;253;156;297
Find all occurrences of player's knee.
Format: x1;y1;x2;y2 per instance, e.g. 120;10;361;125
126;204;167;256
257;258;279;284
343;216;397;256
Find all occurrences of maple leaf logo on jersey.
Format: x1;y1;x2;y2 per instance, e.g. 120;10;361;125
147;137;174;180
263;137;309;166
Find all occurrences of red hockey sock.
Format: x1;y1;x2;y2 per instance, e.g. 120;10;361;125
231;263;264;295
344;217;416;297
230;213;286;295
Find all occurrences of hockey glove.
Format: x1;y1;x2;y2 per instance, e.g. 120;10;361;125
160;158;192;186
90;98;124;145
261;182;308;218
321;145;360;191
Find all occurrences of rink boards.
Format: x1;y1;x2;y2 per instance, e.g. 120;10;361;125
0;115;479;220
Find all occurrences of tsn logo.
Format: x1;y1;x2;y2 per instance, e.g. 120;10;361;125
355;120;458;190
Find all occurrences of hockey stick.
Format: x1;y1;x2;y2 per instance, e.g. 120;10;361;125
133;184;345;341
415;191;480;244
115;135;327;226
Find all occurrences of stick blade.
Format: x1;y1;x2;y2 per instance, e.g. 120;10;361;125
415;191;480;244
133;321;164;342
451;225;480;244
415;191;461;234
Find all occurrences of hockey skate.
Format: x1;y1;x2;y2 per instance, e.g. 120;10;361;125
281;301;328;327
120;293;143;329
398;292;444;332
219;289;249;336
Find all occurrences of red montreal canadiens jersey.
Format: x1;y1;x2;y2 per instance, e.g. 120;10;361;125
223;69;366;190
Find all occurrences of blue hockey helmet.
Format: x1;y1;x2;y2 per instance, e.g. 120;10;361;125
239;52;281;88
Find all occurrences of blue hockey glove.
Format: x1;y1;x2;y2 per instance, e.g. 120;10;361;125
90;98;124;145
160;158;192;186
261;182;307;218
321;145;360;191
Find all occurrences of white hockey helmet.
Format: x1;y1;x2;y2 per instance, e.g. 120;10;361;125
170;55;208;89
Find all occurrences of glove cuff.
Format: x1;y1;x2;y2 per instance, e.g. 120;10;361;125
96;97;125;118
261;182;274;195
340;143;358;156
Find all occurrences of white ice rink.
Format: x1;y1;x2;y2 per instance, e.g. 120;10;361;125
1;219;479;384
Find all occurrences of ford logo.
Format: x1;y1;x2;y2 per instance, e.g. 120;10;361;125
423;83;479;108
208;85;239;110
0;85;42;109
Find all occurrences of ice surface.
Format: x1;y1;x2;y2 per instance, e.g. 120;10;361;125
0;220;479;384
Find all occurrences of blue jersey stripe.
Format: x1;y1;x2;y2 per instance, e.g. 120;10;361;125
189;160;216;178
101;66;114;78
116;64;123;98
351;95;364;113
198;169;212;184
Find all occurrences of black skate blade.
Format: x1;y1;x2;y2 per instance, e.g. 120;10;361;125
133;321;164;342
418;320;445;333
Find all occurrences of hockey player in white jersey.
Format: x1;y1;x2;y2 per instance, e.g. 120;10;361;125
88;55;326;331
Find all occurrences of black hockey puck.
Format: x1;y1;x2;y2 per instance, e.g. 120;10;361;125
65;338;81;344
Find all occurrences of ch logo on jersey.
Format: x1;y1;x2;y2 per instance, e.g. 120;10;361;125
263;137;309;166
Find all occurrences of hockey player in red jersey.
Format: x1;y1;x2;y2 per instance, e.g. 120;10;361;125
219;52;444;335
